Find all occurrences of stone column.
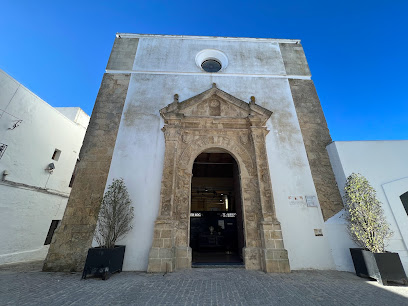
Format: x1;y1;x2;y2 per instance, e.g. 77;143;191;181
173;168;192;270
241;176;262;270
147;125;179;272
249;125;290;273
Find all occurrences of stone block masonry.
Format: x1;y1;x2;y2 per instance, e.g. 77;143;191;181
43;73;130;271
289;79;343;220
279;43;311;76
107;36;139;71
43;37;139;272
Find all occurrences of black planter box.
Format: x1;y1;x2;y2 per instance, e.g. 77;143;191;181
350;248;408;285
82;245;126;280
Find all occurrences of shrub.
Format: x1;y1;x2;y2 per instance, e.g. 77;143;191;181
95;178;134;249
344;173;393;253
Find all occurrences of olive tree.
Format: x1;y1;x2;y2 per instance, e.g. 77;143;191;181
95;178;134;249
344;173;393;253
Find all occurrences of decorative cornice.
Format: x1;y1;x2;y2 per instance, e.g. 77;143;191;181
105;69;311;80
116;33;301;44
160;84;272;126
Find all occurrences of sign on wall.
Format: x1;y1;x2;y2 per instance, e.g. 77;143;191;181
288;196;306;206
288;195;318;207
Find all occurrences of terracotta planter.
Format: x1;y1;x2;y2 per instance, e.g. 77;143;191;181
82;245;126;280
350;248;408;285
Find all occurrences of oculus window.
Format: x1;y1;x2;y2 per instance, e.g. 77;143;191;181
195;49;228;73
201;59;222;73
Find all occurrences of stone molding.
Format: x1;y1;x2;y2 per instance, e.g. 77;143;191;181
147;84;290;273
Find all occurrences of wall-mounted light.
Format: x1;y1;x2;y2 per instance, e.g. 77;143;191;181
223;195;229;211
8;120;22;130
46;163;55;174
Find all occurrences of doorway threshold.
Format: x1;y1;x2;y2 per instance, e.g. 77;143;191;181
192;262;244;269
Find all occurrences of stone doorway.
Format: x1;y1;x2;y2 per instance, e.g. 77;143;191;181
147;84;290;273
190;152;244;266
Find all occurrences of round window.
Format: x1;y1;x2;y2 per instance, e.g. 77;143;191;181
195;49;228;73
201;59;222;73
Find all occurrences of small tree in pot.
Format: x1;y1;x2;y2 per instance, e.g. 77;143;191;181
82;178;134;280
344;173;407;285
95;178;134;249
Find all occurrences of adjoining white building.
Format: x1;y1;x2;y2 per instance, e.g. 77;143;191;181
326;140;408;274
0;69;90;264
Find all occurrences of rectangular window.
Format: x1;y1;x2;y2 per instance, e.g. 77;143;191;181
52;149;61;161
400;192;408;216
44;220;60;245
69;159;80;187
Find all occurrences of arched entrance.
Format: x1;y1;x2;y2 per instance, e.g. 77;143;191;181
190;151;244;266
147;84;290;273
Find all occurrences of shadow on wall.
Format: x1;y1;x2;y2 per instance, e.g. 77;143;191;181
324;209;357;272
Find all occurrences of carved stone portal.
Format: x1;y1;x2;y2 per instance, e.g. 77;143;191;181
147;84;290;273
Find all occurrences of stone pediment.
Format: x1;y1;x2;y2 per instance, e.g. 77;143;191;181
160;83;272;125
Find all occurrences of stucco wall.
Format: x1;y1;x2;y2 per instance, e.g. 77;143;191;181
0;69;89;264
326;140;408;273
0;185;67;264
55;107;90;129
104;36;336;271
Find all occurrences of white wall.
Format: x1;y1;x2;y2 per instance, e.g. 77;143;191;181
55;107;90;129
326;140;408;273
0;69;89;264
0;185;66;263
105;36;336;271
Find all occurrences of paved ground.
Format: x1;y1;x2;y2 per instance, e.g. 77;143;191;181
0;261;407;305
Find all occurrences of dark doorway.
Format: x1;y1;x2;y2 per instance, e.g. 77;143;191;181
190;152;244;266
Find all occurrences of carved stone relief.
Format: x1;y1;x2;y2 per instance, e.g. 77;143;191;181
147;84;290;273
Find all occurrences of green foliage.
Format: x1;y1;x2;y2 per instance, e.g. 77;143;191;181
344;173;393;253
95;178;134;249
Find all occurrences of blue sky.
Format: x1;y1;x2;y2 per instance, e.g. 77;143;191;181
1;1;407;141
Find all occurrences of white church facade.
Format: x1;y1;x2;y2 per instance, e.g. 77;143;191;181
44;34;389;273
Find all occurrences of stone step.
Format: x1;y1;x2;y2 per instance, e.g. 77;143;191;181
192;263;244;269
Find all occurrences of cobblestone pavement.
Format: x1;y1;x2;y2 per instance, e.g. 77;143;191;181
1;261;407;305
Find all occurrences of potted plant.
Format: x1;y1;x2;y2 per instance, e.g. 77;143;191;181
82;178;134;280
344;173;407;285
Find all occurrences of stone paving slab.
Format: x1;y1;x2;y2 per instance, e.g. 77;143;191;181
0;261;407;305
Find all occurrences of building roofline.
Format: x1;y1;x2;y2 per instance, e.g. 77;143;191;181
116;33;301;44
330;139;408;144
0;68;89;128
